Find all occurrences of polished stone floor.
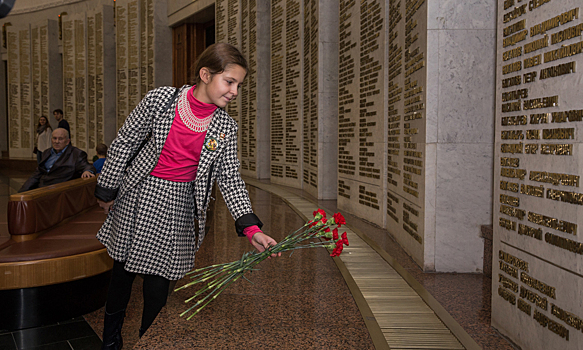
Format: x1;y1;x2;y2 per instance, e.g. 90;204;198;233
85;185;376;349
0;163;516;349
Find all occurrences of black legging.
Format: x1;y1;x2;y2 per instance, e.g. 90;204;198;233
106;260;171;332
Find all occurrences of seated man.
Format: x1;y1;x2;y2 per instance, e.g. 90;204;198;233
19;128;96;192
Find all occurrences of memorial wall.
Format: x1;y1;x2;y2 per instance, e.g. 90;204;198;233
336;1;495;271
493;1;583;348
61;6;116;157
337;0;387;232
270;0;303;188
1;0;170;157
215;0;282;181
115;0;172;130
215;0;338;199
6;20;59;158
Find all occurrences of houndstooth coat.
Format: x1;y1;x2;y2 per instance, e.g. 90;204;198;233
94;85;262;278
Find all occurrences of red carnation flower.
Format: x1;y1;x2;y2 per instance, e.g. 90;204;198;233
313;208;326;219
333;212;346;226
341;231;349;246
332;228;339;240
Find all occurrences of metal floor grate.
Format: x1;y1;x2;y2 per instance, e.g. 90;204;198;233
245;178;480;350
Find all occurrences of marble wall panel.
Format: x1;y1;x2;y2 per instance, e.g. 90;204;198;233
101;6;117;145
427;0;496;30
127;0;141;112
115;0;171;129
302;0;319;198
492;243;583;349
255;0;271;179
381;0;495;271
436;29;496;144
19;27;32;151
116;2;129;130
6;20;60;158
6;27;24;156
31;26;41;121
338;0;358;191
381;0;428;264
85;6;115;155
270;0;303;188
74;17;87;150
216;0;228;43
270;0;285;181
492;1;583;348
150;0;171;89
45;20;62;129
60;14;91;151
215;0;269;179
337;0;385;224
87;13;97;156
434;142;492;272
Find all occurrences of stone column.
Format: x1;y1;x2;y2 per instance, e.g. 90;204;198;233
338;0;496;272
300;0;338;200
492;1;583;348
423;0;496;272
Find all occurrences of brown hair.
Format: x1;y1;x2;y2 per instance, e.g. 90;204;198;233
190;43;248;85
96;143;108;156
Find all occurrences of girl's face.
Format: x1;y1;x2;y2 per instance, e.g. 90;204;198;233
199;64;246;108
39;117;47;125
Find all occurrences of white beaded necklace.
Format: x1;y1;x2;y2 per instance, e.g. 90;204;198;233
177;89;214;132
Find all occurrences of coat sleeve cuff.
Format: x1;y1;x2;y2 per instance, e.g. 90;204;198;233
94;184;119;202
235;213;263;237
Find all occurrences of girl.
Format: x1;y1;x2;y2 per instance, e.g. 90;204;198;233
35;116;52;164
95;43;279;350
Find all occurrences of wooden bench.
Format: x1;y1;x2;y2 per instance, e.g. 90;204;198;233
0;177;113;330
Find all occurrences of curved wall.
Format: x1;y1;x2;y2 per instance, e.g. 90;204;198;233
0;0;171;158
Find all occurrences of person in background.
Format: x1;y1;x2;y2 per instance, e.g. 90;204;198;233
53;109;70;136
19;128;95;192
93;143;108;174
35;116;52;164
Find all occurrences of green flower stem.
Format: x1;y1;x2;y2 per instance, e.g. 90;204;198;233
184;274;244;320
178;221;343;318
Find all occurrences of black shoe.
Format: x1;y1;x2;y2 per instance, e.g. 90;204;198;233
101;308;125;350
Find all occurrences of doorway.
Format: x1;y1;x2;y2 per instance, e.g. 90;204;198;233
172;19;215;87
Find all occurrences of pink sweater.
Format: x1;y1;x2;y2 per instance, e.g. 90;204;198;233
151;86;260;242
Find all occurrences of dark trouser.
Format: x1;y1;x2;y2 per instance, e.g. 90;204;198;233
106;260;171;333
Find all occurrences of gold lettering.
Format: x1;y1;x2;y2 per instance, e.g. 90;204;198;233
528;211;577;235
500;194;520;207
520;272;556;299
499;250;529;271
500;217;517;231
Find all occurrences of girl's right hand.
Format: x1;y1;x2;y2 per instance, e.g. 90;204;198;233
97;199;115;215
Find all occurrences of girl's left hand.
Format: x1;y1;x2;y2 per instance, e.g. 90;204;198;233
251;232;281;258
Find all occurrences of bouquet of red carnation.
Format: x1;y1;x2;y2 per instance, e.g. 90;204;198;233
175;209;349;319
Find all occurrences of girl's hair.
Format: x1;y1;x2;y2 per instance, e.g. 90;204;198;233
190;43;248;85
